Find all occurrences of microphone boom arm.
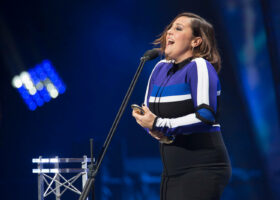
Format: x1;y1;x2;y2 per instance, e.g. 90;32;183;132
78;50;159;200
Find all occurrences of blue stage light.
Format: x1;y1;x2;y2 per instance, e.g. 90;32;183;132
11;60;66;111
32;92;44;107
41;87;51;102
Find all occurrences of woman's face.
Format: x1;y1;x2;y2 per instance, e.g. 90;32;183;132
165;16;194;63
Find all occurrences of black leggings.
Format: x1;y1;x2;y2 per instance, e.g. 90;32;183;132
160;166;231;200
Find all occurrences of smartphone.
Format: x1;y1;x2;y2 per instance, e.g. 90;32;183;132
131;104;145;115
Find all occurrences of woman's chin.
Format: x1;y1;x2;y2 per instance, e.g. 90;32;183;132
164;52;174;60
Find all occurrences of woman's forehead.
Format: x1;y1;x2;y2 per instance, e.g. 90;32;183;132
173;16;191;26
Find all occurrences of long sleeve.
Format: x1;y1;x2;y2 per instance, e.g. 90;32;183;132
143;60;166;133
152;58;221;137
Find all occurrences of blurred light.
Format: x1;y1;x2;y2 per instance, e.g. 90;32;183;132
50;89;59;99
41;159;50;163
11;60;66;111
32;169;40;173
19;71;30;83
41;169;50;173
32;93;44;106
24;80;34;90
50;158;59;163
32;159;40;163
36;82;44;90
33;157;59;163
35;65;47;81
59;87;66;94
50;169;59;173
32;169;59;174
11;76;22;88
46;82;55;91
41;88;51;102
32;158;49;163
29;87;37;95
27;102;37;111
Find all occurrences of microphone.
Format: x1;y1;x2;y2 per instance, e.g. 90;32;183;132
141;48;160;61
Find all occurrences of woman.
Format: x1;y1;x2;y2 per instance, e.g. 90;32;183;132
132;12;231;200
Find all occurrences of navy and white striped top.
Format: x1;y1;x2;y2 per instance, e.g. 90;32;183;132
144;57;221;138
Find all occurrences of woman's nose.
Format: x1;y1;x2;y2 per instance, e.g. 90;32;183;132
167;29;173;35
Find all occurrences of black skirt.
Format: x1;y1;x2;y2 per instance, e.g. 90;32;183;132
160;165;231;200
159;131;231;200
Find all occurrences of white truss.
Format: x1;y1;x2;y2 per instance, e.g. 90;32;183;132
32;156;91;200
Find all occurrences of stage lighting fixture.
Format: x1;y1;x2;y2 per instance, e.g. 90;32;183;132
11;60;66;111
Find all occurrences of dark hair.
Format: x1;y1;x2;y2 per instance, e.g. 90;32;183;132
153;12;221;73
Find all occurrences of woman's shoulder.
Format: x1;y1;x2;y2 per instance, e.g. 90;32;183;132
155;59;173;67
190;57;218;76
151;59;173;73
191;57;216;71
191;57;211;65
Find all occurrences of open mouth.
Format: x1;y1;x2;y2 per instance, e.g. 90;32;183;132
167;39;175;46
168;41;174;45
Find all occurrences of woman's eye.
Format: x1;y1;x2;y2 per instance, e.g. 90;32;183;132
176;27;182;31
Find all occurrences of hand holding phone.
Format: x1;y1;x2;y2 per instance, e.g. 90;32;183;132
131;104;145;115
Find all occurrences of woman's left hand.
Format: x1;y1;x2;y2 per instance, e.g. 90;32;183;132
132;105;157;130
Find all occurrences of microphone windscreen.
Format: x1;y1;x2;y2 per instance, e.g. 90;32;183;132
143;48;160;60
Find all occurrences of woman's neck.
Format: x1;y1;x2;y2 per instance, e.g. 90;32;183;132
174;51;193;64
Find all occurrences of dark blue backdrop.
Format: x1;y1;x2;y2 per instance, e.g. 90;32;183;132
0;0;279;199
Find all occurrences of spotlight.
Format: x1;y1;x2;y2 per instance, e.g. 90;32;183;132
11;75;23;88
11;60;66;111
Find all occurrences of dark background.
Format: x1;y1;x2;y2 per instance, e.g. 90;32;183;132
0;0;279;199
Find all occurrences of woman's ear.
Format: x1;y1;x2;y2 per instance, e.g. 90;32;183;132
192;37;202;48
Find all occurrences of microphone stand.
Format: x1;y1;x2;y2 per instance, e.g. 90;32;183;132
78;54;155;200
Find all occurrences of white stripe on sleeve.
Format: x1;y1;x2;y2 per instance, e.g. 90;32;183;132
156;113;202;128
149;94;192;103
194;58;209;106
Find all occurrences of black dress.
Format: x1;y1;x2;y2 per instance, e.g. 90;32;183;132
144;58;231;200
